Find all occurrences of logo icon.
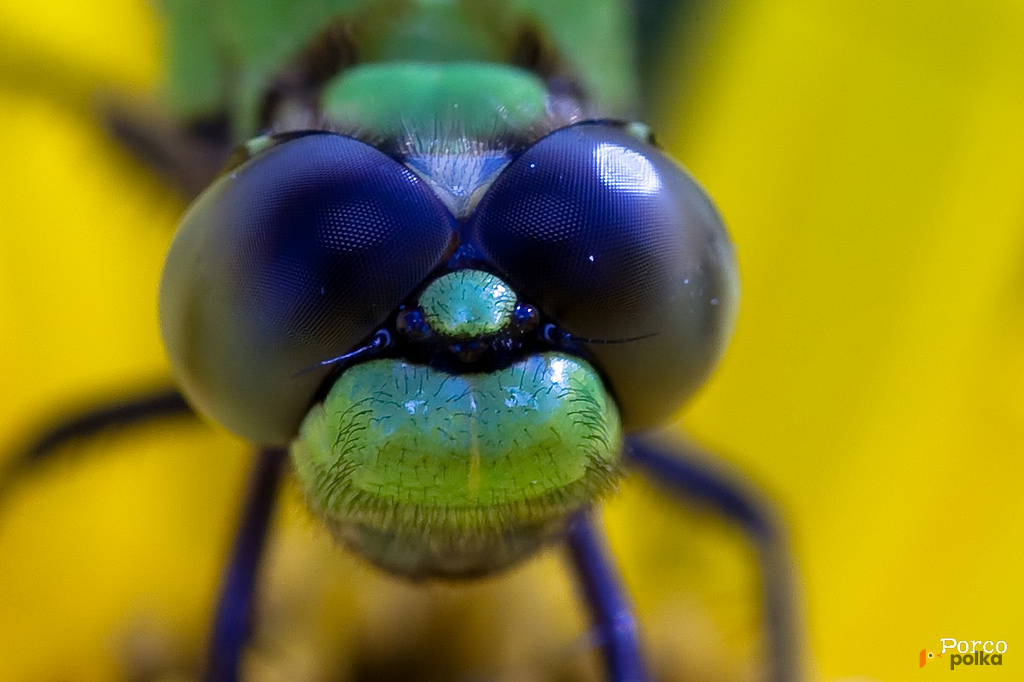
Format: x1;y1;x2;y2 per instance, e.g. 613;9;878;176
920;649;941;668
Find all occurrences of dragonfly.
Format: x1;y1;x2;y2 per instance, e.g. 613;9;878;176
1;0;800;680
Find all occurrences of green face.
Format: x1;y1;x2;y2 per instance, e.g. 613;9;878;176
291;270;622;577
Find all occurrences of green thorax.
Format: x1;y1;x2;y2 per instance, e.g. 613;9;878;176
160;0;637;141
320;62;550;145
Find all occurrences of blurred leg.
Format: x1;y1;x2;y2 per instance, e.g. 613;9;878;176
204;446;288;682
625;435;801;682
0;387;192;503
564;511;651;682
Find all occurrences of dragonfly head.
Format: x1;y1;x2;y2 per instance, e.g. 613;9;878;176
159;121;737;577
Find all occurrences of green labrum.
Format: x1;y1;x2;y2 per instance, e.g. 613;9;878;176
290;352;622;578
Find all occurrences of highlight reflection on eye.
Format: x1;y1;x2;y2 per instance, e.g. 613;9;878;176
594;142;662;194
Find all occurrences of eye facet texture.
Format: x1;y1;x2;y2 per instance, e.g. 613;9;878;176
160;134;456;444
467;123;739;429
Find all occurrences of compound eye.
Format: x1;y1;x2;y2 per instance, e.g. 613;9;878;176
160;133;456;444
468;122;738;429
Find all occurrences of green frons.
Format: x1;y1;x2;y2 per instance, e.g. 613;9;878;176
418;270;517;338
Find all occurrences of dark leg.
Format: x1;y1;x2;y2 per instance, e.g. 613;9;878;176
0;387;193;503
625;435;801;682
204;446;288;682
564;511;651;682
103;99;232;200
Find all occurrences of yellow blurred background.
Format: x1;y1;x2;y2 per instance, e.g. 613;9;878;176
1;0;1022;680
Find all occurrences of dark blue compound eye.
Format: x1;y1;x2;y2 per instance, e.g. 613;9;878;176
160;133;456;445
467;122;739;430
